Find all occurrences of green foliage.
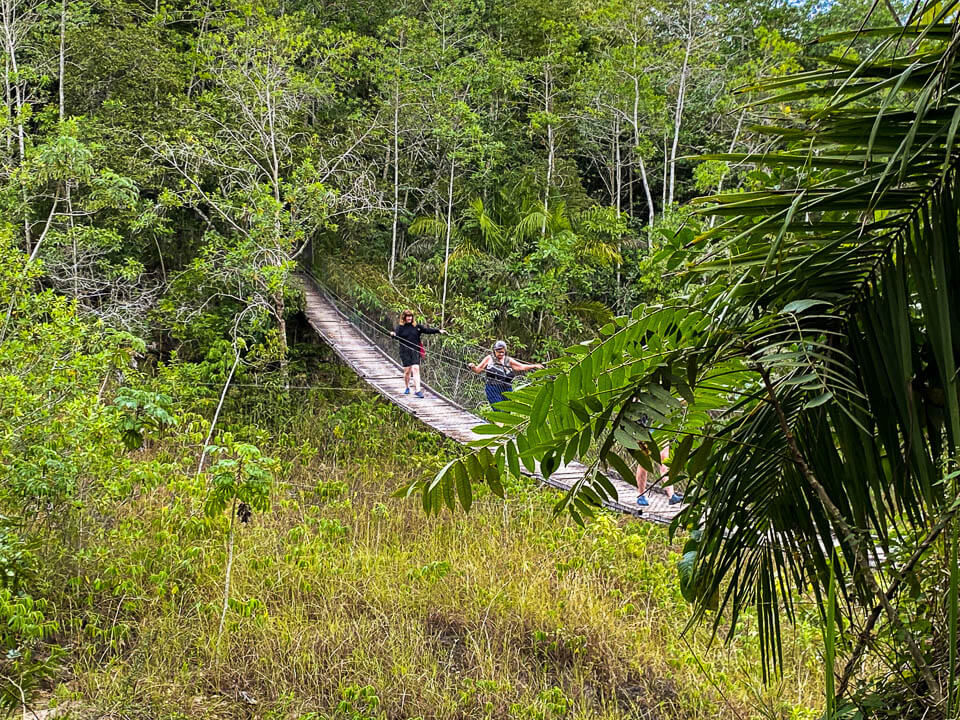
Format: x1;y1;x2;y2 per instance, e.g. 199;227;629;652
509;687;571;720
0;234;172;710
0;526;35;593
204;434;276;519
0;588;62;713
20;388;821;717
0;0;932;715
113;387;177;450
415;5;960;710
331;685;383;720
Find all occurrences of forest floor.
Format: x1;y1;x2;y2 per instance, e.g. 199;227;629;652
36;370;825;719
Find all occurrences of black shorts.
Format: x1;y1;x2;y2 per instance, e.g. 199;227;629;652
399;348;421;367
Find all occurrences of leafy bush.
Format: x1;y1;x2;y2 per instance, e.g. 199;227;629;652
113;387;177;450
0;588;62;712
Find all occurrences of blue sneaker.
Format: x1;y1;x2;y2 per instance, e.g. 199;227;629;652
404;388;410;395
669;493;684;505
636;495;649;507
414;390;425;398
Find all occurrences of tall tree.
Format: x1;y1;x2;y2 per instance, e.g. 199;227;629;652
160;11;374;365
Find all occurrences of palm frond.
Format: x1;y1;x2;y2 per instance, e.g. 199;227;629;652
408;216;446;238
461;198;509;256
513;208;549;243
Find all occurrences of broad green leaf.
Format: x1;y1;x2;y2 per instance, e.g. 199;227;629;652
454;460;472;512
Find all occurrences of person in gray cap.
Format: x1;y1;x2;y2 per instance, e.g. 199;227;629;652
467;340;544;407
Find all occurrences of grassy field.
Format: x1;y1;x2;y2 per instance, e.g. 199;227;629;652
38;376;825;719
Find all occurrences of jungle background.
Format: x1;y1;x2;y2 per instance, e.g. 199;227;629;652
1;0;954;716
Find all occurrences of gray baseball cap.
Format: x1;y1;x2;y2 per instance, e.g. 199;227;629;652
493;340;507;350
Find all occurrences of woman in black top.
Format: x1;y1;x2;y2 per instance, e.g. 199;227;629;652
390;309;444;398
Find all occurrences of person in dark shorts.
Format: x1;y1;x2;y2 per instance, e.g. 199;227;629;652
390;310;444;398
635;440;684;506
467;340;543;407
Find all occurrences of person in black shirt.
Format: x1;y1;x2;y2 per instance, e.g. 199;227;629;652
390;309;444;398
467;340;543;407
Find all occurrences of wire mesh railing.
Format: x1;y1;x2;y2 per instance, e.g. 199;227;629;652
299;262;494;413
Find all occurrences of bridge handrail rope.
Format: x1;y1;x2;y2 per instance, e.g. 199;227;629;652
301;264;621;461
313;274;484;370
300;267;639;481
300;266;483;377
301;264;491;370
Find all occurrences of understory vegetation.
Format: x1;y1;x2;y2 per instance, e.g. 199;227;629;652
0;238;827;717
32;379;826;719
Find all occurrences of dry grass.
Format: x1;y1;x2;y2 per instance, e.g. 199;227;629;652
40;393;825;720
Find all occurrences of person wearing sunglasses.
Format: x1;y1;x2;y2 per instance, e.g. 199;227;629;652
467;340;543;407
390;310;444;398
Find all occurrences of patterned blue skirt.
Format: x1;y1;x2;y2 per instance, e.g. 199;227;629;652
485;383;508;407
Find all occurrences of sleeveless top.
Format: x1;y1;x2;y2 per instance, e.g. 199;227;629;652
484;354;516;390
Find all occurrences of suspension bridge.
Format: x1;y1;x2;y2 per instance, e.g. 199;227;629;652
299;271;685;524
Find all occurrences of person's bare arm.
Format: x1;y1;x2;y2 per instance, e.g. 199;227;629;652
509;358;544;372
467;355;491;374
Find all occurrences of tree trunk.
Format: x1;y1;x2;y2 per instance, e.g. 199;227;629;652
637;156;654;231
389;72;400;281
543;63;554;234
710;108;746;228
2;0;30;250
266;90;281;204
216;495;238;650
3;54;10;154
196;349;241;478
668;22;692;207
614;115;622;292
68;183;76;297
631;67;655;230
58;0;65;121
441;158;455;327
662;134;668;209
614;116;622;213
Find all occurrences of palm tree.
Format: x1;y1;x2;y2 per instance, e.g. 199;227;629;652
414;3;960;710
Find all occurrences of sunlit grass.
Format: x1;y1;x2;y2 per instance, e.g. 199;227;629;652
45;391;824;719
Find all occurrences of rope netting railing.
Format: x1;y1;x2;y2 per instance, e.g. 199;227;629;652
299;263;498;413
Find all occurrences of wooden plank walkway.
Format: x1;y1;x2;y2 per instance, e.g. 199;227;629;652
300;275;684;524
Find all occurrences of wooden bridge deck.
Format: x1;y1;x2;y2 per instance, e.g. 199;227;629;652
301;275;684;524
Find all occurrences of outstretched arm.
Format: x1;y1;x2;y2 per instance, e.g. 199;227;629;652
419;325;444;335
509;358;544;372
467;355;491;374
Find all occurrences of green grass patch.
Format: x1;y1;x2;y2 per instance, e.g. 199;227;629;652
39;392;824;719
